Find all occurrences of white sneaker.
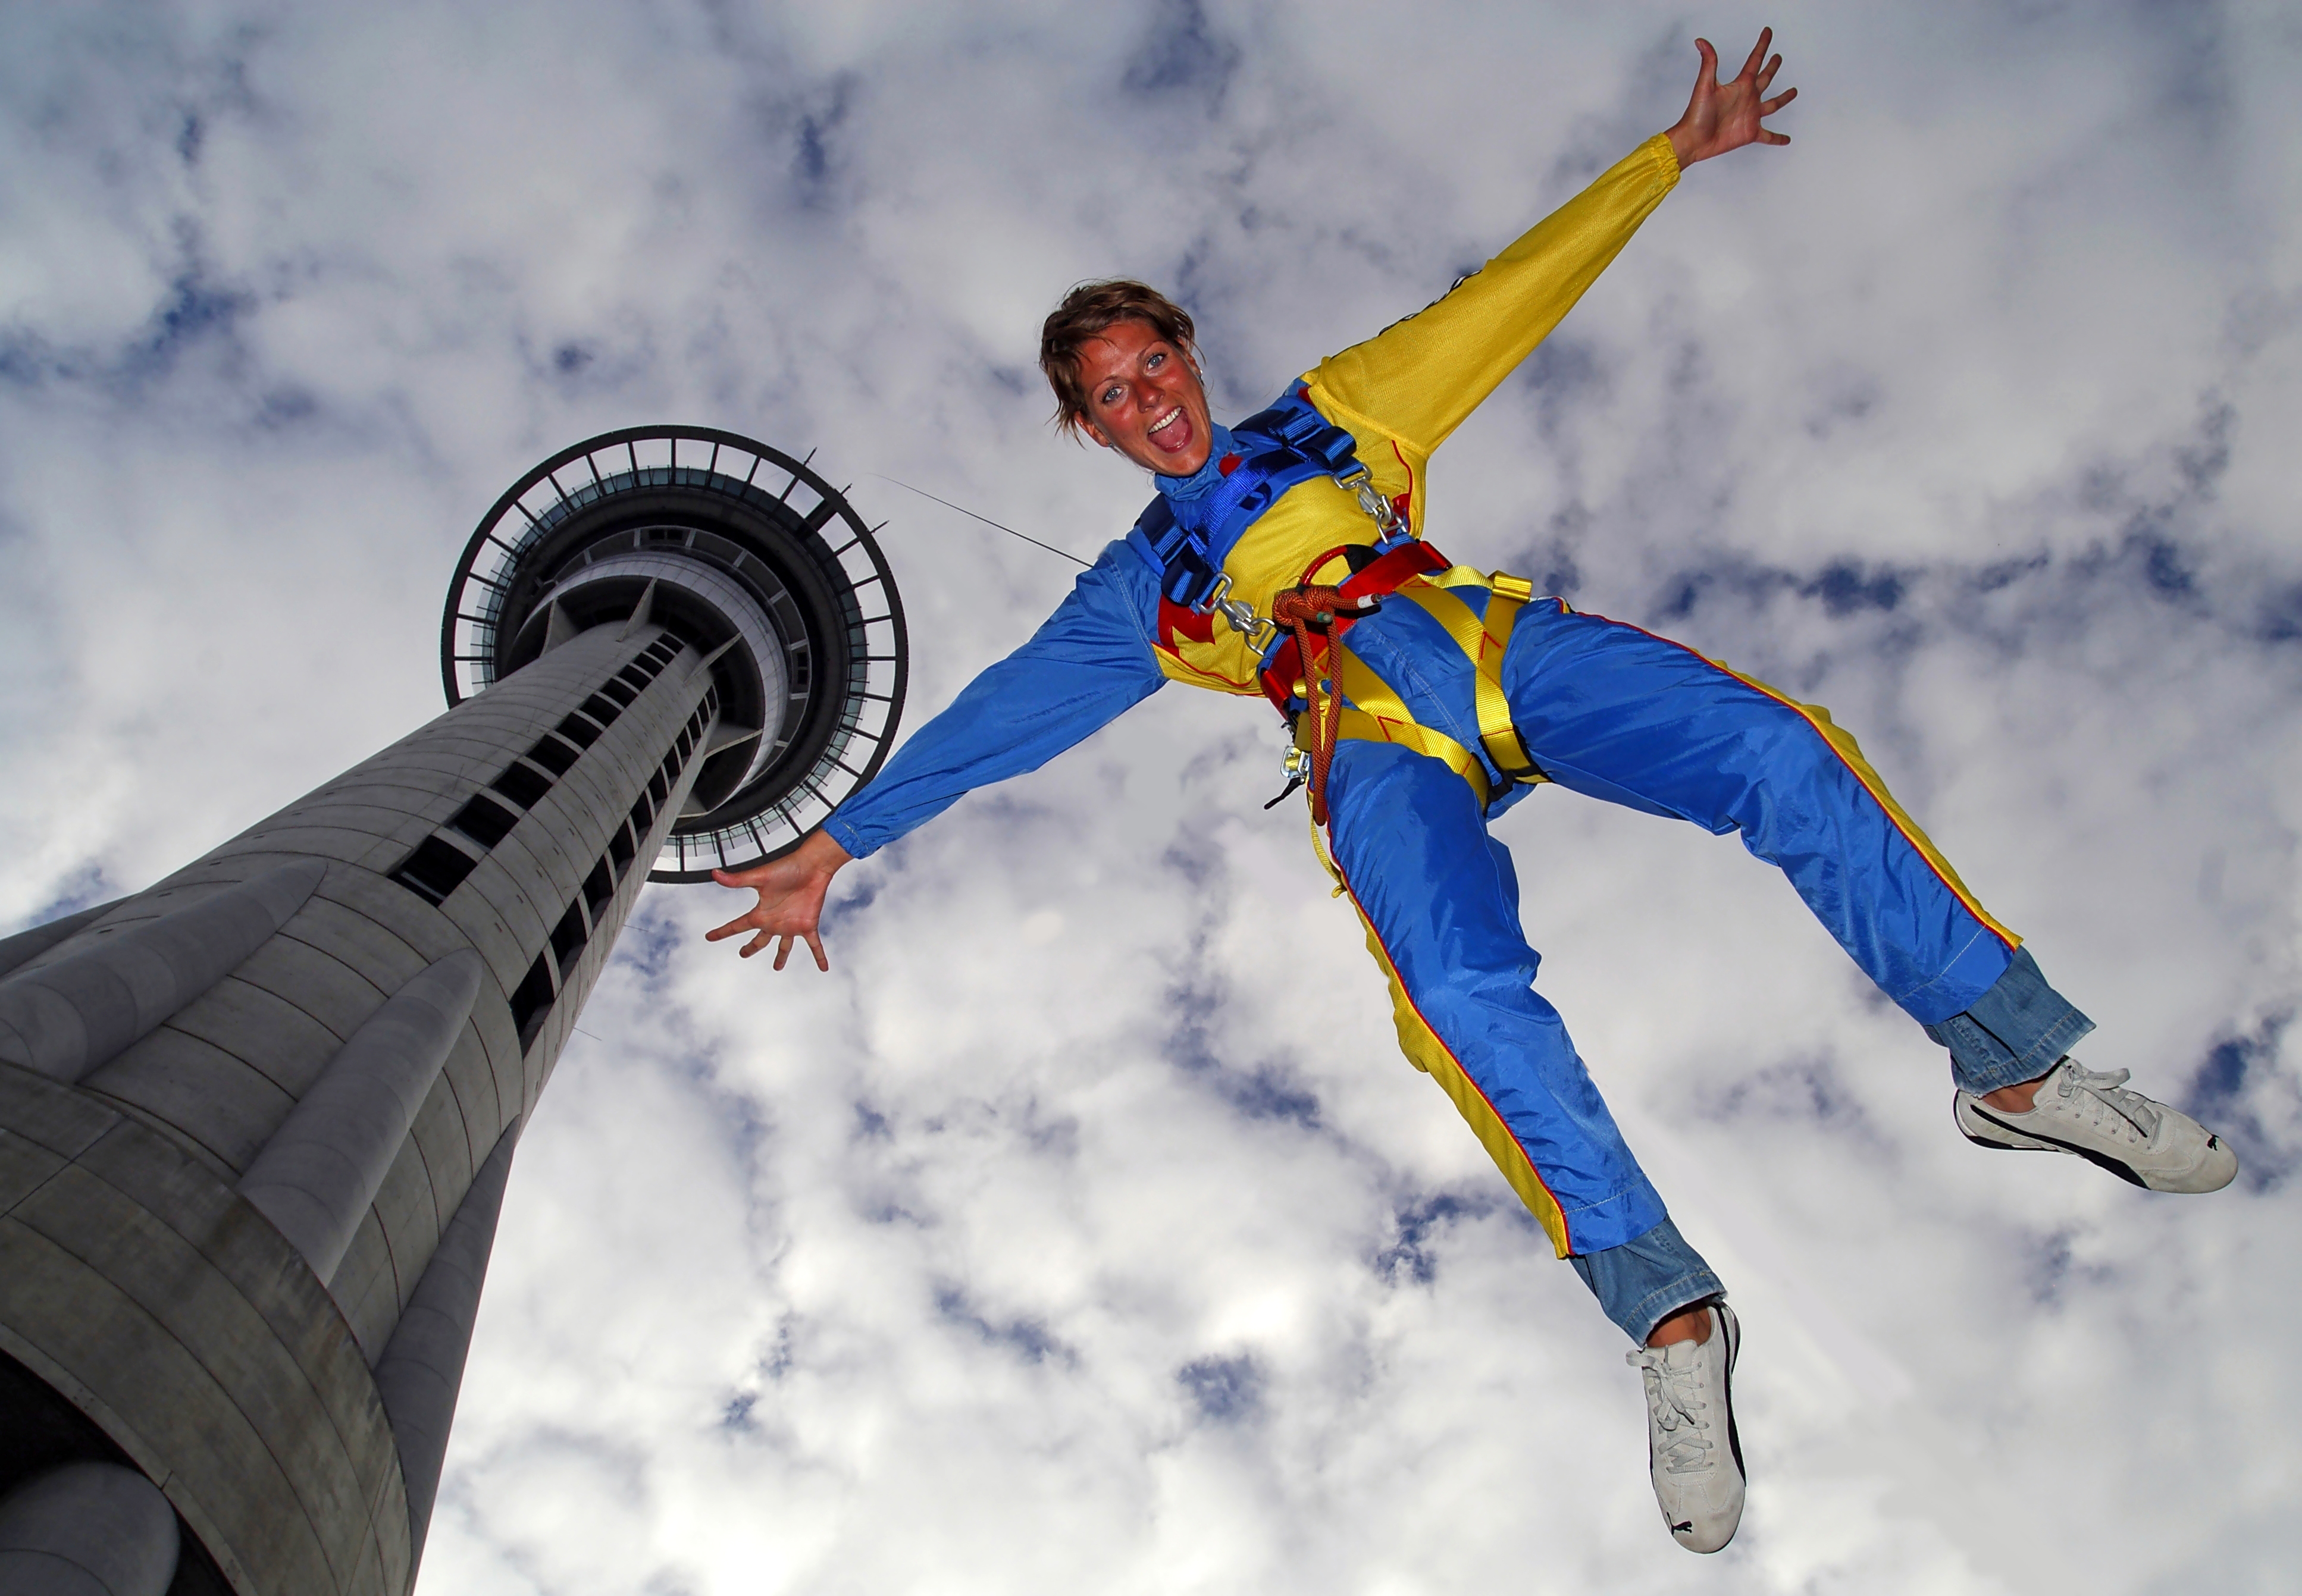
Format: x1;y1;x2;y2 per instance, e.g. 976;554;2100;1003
1627;1303;1743;1554
1955;1058;2237;1193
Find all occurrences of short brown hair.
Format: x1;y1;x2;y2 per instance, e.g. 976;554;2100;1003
1039;280;1198;440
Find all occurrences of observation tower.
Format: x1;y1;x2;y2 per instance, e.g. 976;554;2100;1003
0;428;906;1595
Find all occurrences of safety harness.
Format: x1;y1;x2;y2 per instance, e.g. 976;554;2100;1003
1267;549;1548;823
1129;386;1548;823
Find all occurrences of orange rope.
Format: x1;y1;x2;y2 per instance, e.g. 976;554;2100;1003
1270;585;1352;827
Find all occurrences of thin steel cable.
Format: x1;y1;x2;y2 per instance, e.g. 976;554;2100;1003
869;474;1092;567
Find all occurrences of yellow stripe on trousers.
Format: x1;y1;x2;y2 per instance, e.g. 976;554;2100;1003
1333;858;1577;1258
1320;603;1571;1252
1706;657;2021;951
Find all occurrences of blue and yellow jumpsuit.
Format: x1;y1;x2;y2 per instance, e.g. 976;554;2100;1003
823;134;2094;1341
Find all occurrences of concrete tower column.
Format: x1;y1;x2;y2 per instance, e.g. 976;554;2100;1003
0;428;906;1596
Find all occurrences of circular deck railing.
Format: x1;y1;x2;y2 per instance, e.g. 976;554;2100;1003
442;427;907;882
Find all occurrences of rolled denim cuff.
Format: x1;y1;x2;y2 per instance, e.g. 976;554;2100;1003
1568;1214;1725;1344
1922;945;2095;1095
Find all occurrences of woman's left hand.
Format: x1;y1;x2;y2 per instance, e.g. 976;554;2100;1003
1665;27;1797;168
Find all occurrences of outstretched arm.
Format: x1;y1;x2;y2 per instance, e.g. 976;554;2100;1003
1665;27;1797;168
705;538;1167;971
1305;28;1797;459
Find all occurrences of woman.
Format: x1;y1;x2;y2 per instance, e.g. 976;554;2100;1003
710;30;2232;1553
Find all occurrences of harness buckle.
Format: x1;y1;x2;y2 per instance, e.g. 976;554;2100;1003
1333;463;1406;541
1192;572;1279;650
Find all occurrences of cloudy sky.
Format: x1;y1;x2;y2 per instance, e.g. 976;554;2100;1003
5;2;2300;1591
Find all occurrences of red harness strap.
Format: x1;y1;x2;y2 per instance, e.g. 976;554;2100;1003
1259;540;1452;826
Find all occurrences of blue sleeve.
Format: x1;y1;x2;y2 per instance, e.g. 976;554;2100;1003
822;540;1165;860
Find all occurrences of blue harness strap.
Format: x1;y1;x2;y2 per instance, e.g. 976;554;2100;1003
1125;387;1374;611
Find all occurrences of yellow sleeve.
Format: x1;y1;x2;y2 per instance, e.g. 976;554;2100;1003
1304;133;1680;458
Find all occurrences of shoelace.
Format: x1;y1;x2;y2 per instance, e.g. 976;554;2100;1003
2050;1060;2162;1142
1627;1344;1714;1473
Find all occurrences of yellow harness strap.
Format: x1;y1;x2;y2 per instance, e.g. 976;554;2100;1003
1330;650;1495;808
1392;569;1548;787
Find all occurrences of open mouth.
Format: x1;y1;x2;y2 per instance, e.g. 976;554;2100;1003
1144;406;1198;456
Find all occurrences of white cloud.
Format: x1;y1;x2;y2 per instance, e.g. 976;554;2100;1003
4;2;2298;1592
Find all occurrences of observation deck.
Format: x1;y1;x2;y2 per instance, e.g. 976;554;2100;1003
441;426;907;881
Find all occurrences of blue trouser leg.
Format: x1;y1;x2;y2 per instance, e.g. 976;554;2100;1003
1493;601;2099;1331
1326;737;1717;1340
1327;599;2091;1340
1496;601;2094;1088
1499;601;2021;1025
1324;738;1670;1259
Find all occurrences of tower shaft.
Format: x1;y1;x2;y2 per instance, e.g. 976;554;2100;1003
1;620;721;1595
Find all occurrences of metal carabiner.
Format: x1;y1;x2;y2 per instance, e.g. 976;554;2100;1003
1333;463;1406;541
1192;572;1278;650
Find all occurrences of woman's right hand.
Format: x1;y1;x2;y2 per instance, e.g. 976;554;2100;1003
706;829;854;970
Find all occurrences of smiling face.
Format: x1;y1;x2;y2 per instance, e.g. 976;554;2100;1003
1073;316;1215;477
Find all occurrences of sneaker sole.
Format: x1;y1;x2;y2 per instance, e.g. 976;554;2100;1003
1955;1098;2234;1193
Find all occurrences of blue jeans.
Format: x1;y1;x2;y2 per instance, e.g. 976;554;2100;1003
1573;948;2093;1341
1570;1216;1723;1344
1924;946;2094;1095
